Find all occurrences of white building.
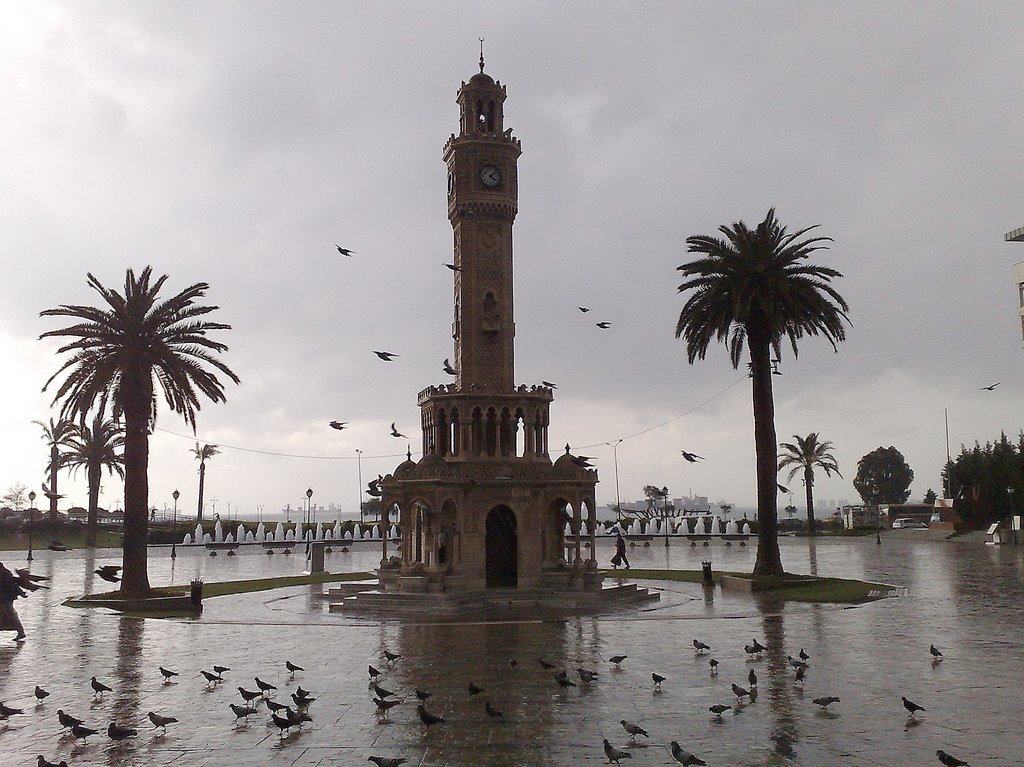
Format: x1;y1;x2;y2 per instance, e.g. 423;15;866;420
1005;225;1024;347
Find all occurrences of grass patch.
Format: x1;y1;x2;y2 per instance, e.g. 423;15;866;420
68;571;375;604
601;568;894;604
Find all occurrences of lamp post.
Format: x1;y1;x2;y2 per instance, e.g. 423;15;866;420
305;487;313;557
873;486;882;545
356;449;364;526
662;486;670;547
27;490;36;562
171;489;180;559
606;439;623;522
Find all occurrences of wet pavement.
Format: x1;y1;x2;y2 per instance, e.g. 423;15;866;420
1;533;1021;766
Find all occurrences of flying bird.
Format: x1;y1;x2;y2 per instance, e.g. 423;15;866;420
902;696;925;717
595;321;612;329
373;351;399;361
812;696;840;709
603;738;632;764
444;263;462;272
107;721;138;742
95;566;121;583
936;750;971;767
777;483;790;494
541;380;557;388
681;451;704;463
981;382;1000;391
571;455;594;468
670;741;707;766
329;421;348;431
443;358;457;375
147;712;178;731
620;720;649;740
390;423;407;439
335;245;355;256
578;306;590;313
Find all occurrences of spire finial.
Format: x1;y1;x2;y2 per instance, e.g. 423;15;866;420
478;37;485;73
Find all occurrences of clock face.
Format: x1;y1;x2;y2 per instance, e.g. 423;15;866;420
480;165;501;187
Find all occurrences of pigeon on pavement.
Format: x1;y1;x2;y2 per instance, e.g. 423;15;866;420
369;664;382;680
794;666;806;685
265;699;289;714
201;670;221;687
148;712;177;730
107;721;138;741
709;658;719;674
159;667;178;682
237;687;262;704
57;710;83;729
286;660;303;674
608;655;628;667
468;683;485;696
0;702;24;718
484;700;503;718
212;665;230;675
903;696;926;717
368;758;409;767
709;704;731;717
731;683;751;700
670;741;707;766
936;750;971;766
603;738;632;764
34;686;49;701
383;649;402;664
37;757;67;767
417;703;444;727
752;638;767;654
372;682;396;699
812;696;840;709
90;676;113;698
70;724;98;742
578;667;599;683
652;672;666;690
254;677;276;695
930;644;943;659
229;703;258;723
748;668;758;687
414;689;431;701
554;672;577;689
799;648;810;662
538;659;556;670
620;720;649;740
692;639;710;654
374;697;401;719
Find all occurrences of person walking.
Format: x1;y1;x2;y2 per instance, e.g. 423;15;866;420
612;530;630;570
0;562;27;642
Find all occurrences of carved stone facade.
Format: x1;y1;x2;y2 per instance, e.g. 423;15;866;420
377;62;601;593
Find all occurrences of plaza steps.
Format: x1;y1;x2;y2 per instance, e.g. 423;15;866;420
325;581;658;617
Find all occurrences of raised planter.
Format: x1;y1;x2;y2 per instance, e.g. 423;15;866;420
720;574;820;593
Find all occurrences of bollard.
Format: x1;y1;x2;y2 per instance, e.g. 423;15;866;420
701;560;713;585
190;578;204;609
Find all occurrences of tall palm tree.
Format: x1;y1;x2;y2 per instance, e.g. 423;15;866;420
676;209;849;576
32;417;75;520
191;442;220;522
40;267;239;596
61;416;125;546
778;433;841;534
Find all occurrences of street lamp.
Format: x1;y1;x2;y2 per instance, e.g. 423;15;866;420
356;449;364;526
305;487;313;557
873;486;882;545
27;490;36;562
171;489;180;559
662;486;670;547
606;439;623;522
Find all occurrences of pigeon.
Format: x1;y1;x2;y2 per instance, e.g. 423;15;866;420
335;245;355;256
229;703;258;722
578;306;590;313
681;451;704;463
254;677;276;695
571;455;594;468
813;696;840;709
554;672;577;689
34;685;49;701
158;667;178;682
285;660;304;674
390;423;407;438
367;478;383;497
748;668;758;687
37;758;67;767
578;667;599;683
788;655;807;670
71;723;98;741
271;712;297;736
147;711;177;730
444;263;462;272
369;665;382;680
95;565;121;583
468;683;485;696
936;750;971;766
383;649;402;664
751;638;767;654
372;682;396;699
484;700;503;718
652;672;666;690
743;644;759;659
368;758;409;767
708;658;719;674
596;321;612;329
373;351;398;362
374;697;401;718
608;655;627;667
693;639;710;654
541;380;558;388
443;358;457;375
14;569;49;591
794;666;806;684
798;648;810;662
620;720;649;740
670;741;707;766
603;738;632;764
930;644;943;659
777;483;790;494
57;709;83;729
292;692;316;708
237;687;262;704
980;383;1000;391
212;665;230;675
903;696;925;717
296;686;312;698
0;702;23;718
709;704;731;717
90;677;112;698
539;659;556;670
731;683;750;700
107;721;137;741
201;670;221;687
265;699;289;713
329;421;348;431
417;703;444;726
508;659;517;670
414;689;431;701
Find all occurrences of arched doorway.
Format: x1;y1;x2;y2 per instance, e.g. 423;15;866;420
485;505;518;587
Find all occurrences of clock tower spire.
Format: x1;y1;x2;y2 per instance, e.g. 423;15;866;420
443;62;522;392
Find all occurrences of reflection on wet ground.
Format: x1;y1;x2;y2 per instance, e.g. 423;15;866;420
0;535;1020;765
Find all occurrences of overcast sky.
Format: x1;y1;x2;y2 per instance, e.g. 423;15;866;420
2;2;1022;520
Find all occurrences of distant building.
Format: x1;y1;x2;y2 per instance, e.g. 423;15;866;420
1005;225;1024;347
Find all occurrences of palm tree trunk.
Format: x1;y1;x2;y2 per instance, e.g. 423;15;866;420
49;444;59;519
197;462;206;522
750;336;784;577
121;408;151;596
86;462;101;547
804;466;815;534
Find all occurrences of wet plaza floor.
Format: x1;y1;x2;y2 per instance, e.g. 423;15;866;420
1;533;1022;766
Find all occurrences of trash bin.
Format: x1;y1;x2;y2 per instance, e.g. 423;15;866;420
190;578;204;609
309;541;326;574
701;560;713;584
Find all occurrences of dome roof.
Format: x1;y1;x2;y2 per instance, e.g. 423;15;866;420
469;71;495;86
552;445;578;471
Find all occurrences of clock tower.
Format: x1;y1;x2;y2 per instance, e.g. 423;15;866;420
442;57;522;392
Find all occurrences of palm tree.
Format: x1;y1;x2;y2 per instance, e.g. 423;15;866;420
191;442;220;522
32;417;75;520
61;416;125;546
778;433;842;534
675;209;849;576
40;267;239;596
